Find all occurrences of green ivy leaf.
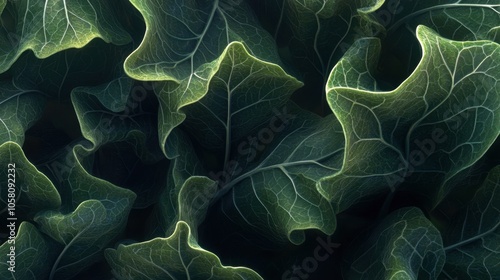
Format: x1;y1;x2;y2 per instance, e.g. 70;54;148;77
345;207;445;279
320;25;500;212
179;42;302;152
105;221;263;280
217;107;344;245
9;40;131;101
379;0;500;82
250;0;385;113
0;141;61;219
71;75;170;208
152;40;344;244
149;130;215;238
255;0;384;77
386;1;500;42
27;97;138;278
71;77;155;147
440;165;500;279
34;199;134;280
124;0;280;82
0;0;131;74
0;82;45;145
155;41;302;157
0;222;60;280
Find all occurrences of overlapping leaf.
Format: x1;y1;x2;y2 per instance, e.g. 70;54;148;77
0;78;142;279
9;40;131;101
0;222;60;280
27;107;137;280
385;0;500;42
379;0;500;81
149;130;215;238
0;0;131;74
105;221;263;280
35;198;134;280
440;165;500;279
0;0;498;278
216;107;344;245
71;76;168;207
71;77;154;147
31;139;136;279
0;141;60;219
320;26;500;212
124;0;280;82
345;207;445;279
155;39;345;244
0;81;45;145
178;42;303;152
256;0;384;76
155;41;296;157
250;0;385;113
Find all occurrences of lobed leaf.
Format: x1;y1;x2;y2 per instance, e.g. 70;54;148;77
35;198;134;280
105;221;263;280
218;107;344;244
124;0;280;82
0;141;61;219
0;0;131;74
320;25;500;212
155;41;301;157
